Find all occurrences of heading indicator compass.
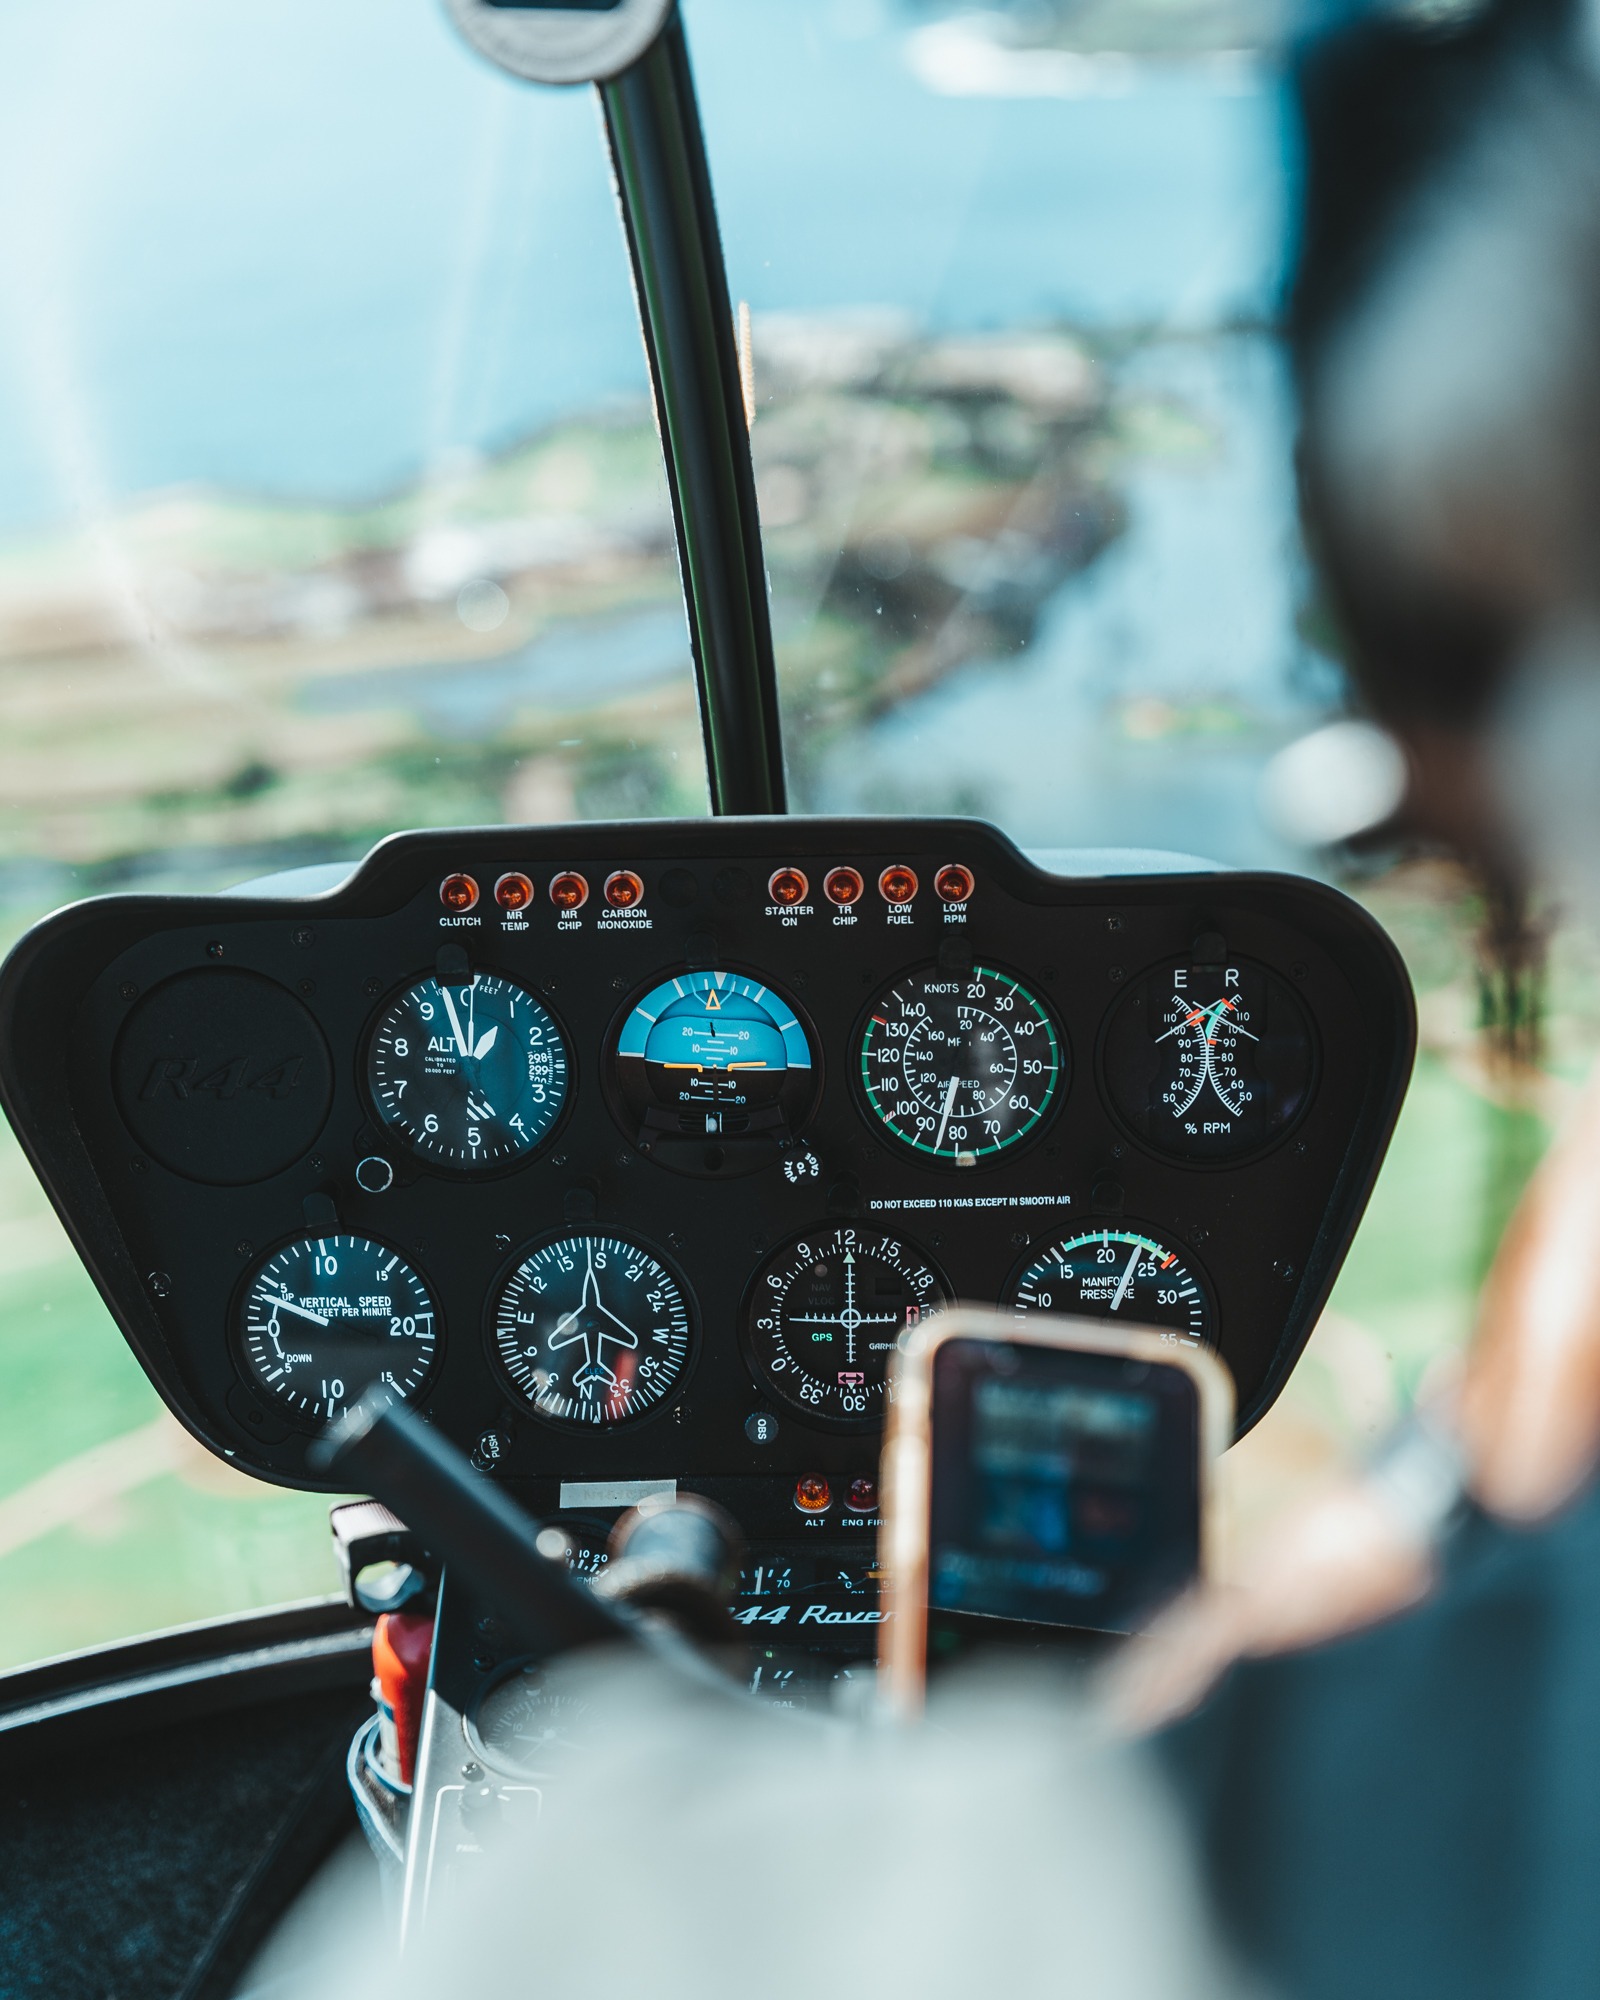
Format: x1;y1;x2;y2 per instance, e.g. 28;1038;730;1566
489;1231;693;1428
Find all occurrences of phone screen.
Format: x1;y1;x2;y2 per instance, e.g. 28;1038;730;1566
927;1336;1202;1635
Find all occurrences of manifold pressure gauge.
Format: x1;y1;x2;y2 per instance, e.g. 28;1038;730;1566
1005;1228;1214;1349
366;972;569;1170
859;964;1063;1165
237;1235;439;1424
743;1226;949;1426
489;1233;694;1428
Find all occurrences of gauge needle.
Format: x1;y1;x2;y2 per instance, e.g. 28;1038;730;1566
1109;1242;1142;1313
440;985;471;1059
933;1074;959;1152
268;1291;330;1327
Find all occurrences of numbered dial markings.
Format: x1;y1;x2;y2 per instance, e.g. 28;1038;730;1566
1102;958;1315;1162
238;1236;438;1423
489;1234;693;1428
466;1664;587;1780
860;965;1063;1164
1008;1229;1213;1348
745;1227;949;1425
367;974;568;1168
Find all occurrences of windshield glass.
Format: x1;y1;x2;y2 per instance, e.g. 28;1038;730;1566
0;0;1569;1670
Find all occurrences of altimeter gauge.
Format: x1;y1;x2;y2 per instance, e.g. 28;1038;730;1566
859;963;1063;1165
1005;1227;1214;1348
366;972;569;1170
237;1235;439;1424
488;1232;694;1428
1101;957;1315;1163
743;1225;949;1426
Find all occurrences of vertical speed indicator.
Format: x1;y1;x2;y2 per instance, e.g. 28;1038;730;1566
858;964;1064;1165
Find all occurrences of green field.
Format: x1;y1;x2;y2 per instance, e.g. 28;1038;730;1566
0;864;1587;1669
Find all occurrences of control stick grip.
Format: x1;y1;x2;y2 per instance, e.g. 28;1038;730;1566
314;1390;632;1664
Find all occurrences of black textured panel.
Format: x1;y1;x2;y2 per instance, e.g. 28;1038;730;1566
113;970;333;1186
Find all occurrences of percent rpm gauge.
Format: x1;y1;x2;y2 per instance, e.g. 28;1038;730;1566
489;1232;693;1428
366;972;568;1169
859;964;1063;1165
1006;1228;1214;1348
1101;957;1314;1163
237;1235;439;1424
744;1226;949;1426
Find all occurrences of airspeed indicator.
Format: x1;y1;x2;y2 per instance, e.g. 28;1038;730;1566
859;964;1063;1165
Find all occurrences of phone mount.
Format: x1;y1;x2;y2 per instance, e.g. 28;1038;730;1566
442;0;675;85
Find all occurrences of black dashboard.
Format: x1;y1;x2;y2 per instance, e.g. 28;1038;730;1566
0;815;1412;1588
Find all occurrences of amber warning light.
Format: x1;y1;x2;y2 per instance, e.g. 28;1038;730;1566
879;865;918;905
934;863;975;903
549;872;589;911
768;867;809;907
439;873;479;912
494;872;535;911
604;870;645;909
823;866;864;906
794;1475;832;1514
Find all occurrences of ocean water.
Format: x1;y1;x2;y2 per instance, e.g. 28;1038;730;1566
0;0;1289;536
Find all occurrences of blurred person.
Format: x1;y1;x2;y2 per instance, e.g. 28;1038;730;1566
1112;2;1600;1995
303;1652;1255;2000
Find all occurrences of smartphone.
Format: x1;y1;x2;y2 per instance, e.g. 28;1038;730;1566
880;1309;1233;1706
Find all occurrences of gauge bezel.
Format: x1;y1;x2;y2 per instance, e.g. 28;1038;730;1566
739;1222;952;1433
601;962;823;1177
852;959;1067;1170
359;967;575;1180
483;1227;699;1433
1095;953;1321;1171
231;1230;444;1432
463;1658;582;1780
999;1221;1218;1351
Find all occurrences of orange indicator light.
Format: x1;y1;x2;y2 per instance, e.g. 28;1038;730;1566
439;873;479;913
768;866;809;907
823;866;863;906
846;1476;878;1513
604;870;645;909
934;863;974;903
794;1475;832;1514
494;871;535;911
549;871;589;911
879;865;918;905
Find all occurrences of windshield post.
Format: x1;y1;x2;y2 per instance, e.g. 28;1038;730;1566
600;10;788;816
